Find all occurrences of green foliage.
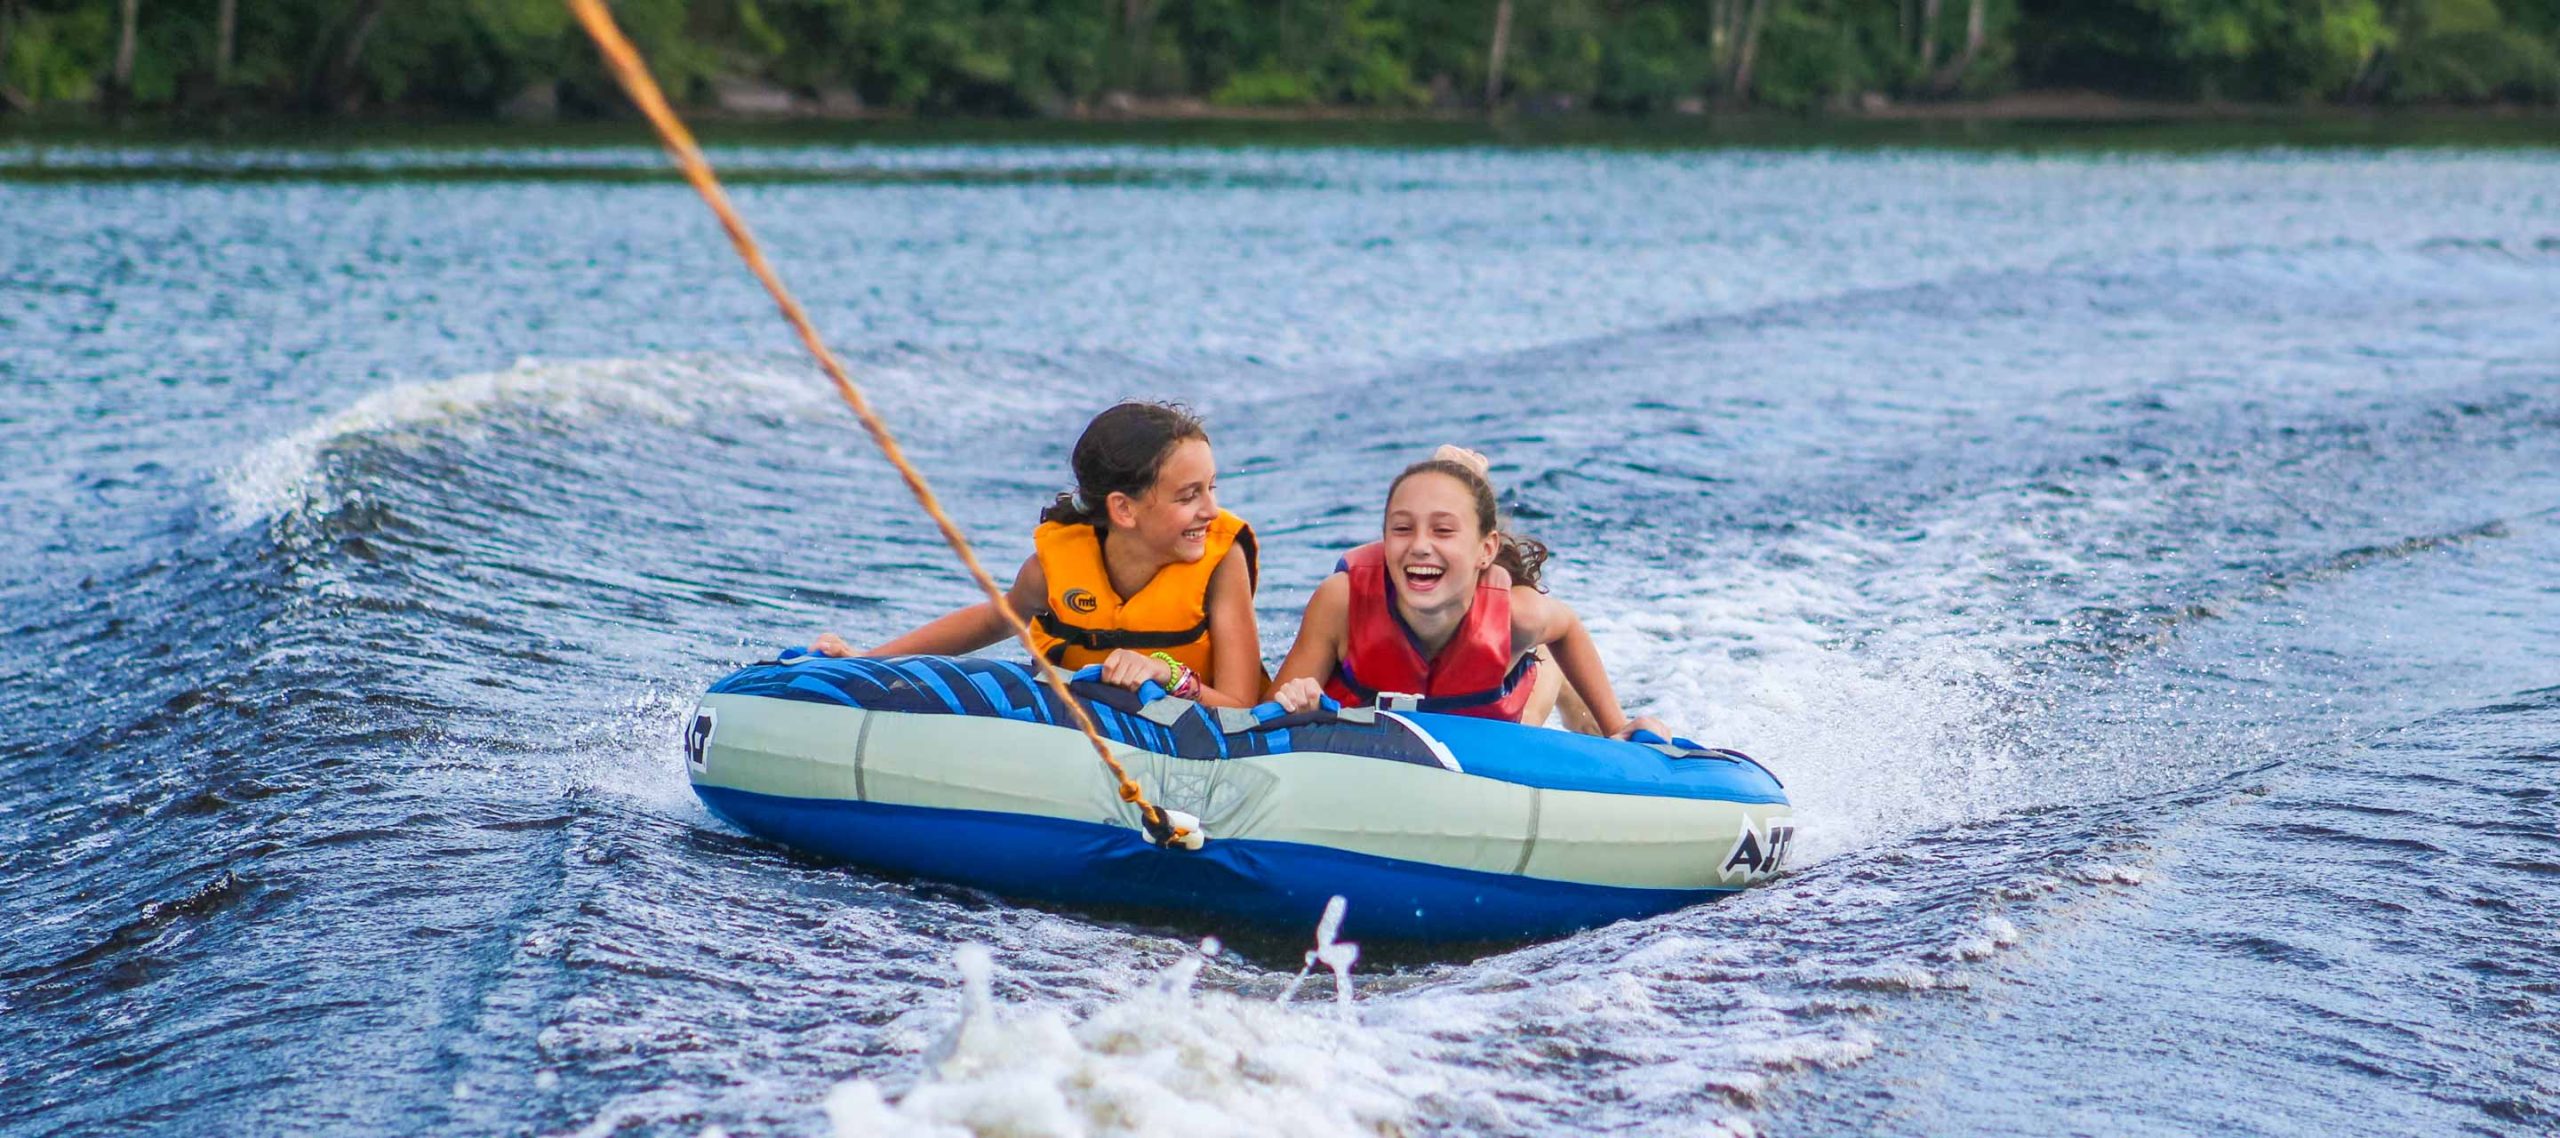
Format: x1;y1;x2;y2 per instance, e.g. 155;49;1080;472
1501;0;1602;103
0;0;2554;115
2134;0;2391;98
2390;0;2560;100
4;5;102;103
1591;4;1700;111
1751;0;1881;110
2509;0;2560;39
1212;64;1317;106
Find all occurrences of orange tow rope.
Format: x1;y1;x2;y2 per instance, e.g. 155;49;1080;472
566;0;1194;849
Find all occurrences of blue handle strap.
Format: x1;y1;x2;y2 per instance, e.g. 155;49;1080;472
1069;665;1342;718
1066;664;1167;704
1628;728;1706;752
1242;693;1340;723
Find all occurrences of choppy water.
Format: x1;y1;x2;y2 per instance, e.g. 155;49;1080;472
4;140;2557;1137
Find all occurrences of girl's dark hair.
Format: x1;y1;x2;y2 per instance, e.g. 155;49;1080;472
1039;401;1210;530
1388;458;1550;591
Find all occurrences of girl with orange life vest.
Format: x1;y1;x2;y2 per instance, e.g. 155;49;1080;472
809;402;1268;707
1268;447;1671;740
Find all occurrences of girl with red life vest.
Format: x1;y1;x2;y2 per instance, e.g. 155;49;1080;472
809;402;1268;707
1268;448;1671;739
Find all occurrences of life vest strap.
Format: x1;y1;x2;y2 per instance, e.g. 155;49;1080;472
1413;654;1536;713
1332;652;1534;714
1332;660;1379;701
1035;611;1213;657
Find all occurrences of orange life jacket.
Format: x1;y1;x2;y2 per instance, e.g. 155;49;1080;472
1027;510;1256;680
1322;542;1536;721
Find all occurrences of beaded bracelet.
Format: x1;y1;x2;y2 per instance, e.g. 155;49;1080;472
1147;651;1195;699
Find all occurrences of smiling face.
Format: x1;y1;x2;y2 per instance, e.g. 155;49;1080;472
1382;470;1497;618
1106;437;1220;563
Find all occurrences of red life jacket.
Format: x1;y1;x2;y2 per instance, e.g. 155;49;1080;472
1322;542;1538;721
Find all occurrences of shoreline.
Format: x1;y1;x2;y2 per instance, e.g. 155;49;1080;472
13;86;2560;123
1056;89;2560;125
5;90;2558;152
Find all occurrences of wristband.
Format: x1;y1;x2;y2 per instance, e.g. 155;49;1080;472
1171;669;1202;700
1147;651;1189;695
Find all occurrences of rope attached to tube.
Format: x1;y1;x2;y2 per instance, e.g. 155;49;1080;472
566;0;1196;850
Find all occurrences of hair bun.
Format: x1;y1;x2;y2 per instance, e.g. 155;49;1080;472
1431;444;1491;479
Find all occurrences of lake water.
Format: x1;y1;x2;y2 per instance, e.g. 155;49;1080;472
3;131;2557;1136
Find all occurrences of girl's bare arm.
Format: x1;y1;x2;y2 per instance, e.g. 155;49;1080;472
1193;546;1265;708
1515;589;1666;739
1266;574;1350;710
821;555;1046;657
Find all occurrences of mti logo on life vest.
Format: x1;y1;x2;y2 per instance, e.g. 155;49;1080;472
1062;588;1100;614
1718;816;1794;884
685;708;717;772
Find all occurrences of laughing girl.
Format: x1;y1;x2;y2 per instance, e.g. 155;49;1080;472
1268;448;1668;738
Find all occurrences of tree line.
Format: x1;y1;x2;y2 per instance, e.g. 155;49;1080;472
3;0;2556;118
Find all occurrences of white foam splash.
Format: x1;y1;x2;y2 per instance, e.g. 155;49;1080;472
1947;913;2023;962
816;914;1869;1138
1576;531;2029;866
1155;937;1221;998
550;684;721;822
1276;896;1359;1008
825;938;1451;1138
2070;863;2147;886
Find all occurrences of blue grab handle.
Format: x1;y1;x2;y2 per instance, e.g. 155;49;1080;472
1628;728;1706;751
1066;664;1167;703
1242;692;1340;723
1252;694;1342;722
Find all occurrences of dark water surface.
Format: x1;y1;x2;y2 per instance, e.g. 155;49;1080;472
3;138;2557;1136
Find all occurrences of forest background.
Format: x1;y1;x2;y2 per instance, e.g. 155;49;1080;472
4;0;2558;121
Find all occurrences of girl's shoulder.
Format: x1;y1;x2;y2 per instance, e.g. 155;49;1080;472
1306;570;1352;613
1507;581;1556;607
1214;511;1259;590
1507;585;1570;641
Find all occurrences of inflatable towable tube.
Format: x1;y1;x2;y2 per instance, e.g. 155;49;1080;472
686;652;1793;942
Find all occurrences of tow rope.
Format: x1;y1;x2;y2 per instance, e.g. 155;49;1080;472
566;0;1200;850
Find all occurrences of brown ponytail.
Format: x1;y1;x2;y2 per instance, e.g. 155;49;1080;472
1387;458;1550;591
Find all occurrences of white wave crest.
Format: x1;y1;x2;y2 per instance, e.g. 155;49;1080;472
214;349;1104;530
215;356;816;528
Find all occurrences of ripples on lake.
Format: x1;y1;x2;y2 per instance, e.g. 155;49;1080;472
1;141;2556;1137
